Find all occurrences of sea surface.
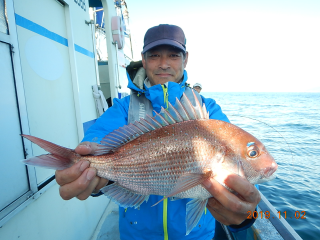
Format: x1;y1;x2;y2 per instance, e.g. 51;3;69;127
202;92;320;240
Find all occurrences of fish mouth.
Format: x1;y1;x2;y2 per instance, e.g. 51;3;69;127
250;164;278;184
264;164;278;177
256;173;277;184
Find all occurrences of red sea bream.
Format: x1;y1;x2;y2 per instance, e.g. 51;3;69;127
22;91;278;235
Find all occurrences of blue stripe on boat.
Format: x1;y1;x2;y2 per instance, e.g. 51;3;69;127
15;14;94;58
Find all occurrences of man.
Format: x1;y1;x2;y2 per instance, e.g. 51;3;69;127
193;83;202;93
55;24;260;239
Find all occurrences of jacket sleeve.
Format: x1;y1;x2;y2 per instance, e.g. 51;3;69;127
82;96;130;143
201;96;230;123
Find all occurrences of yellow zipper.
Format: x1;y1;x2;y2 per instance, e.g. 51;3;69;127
163;198;168;240
161;85;169;240
161;85;169;109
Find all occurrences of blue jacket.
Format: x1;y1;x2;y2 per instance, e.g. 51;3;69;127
83;71;249;240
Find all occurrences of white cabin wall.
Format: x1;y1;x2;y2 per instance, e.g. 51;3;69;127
0;0;111;239
68;2;99;125
0;183;111;240
0;42;29;211
14;0;78;184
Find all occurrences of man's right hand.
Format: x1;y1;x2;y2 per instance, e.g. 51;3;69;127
55;142;109;200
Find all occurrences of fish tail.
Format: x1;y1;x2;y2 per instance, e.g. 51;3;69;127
21;134;79;170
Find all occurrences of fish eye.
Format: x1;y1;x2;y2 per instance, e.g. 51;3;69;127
247;144;260;158
249;150;257;157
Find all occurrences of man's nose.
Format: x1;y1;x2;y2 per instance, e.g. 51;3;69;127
159;56;169;69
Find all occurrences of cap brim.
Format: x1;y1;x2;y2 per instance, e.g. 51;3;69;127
142;39;186;53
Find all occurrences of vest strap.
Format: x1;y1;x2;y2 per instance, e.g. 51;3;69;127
128;86;203;124
128;90;153;124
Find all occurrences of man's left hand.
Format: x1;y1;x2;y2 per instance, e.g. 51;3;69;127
202;173;261;226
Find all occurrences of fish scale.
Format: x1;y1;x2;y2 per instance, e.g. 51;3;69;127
21;91;278;235
88;121;214;196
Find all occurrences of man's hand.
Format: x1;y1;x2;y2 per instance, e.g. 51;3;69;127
55;142;109;200
202;172;261;226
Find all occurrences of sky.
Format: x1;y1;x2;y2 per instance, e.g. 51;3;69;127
125;0;320;92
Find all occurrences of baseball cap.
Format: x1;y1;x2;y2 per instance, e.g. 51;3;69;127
193;83;202;89
142;24;186;54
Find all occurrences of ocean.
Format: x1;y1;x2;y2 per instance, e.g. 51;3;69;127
202;92;320;240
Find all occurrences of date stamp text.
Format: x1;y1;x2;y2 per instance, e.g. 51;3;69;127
247;211;306;219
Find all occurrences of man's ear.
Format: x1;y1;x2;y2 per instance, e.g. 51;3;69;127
141;53;146;69
183;52;189;68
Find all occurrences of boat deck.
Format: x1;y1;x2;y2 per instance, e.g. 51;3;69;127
93;200;121;240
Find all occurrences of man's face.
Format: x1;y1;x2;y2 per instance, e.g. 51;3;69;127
142;45;188;86
193;86;201;93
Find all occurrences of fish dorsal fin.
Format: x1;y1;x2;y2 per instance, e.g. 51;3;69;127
98;89;208;155
180;92;197;120
192;90;204;119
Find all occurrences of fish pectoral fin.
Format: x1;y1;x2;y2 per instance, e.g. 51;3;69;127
186;199;208;235
151;172;212;207
101;184;149;209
